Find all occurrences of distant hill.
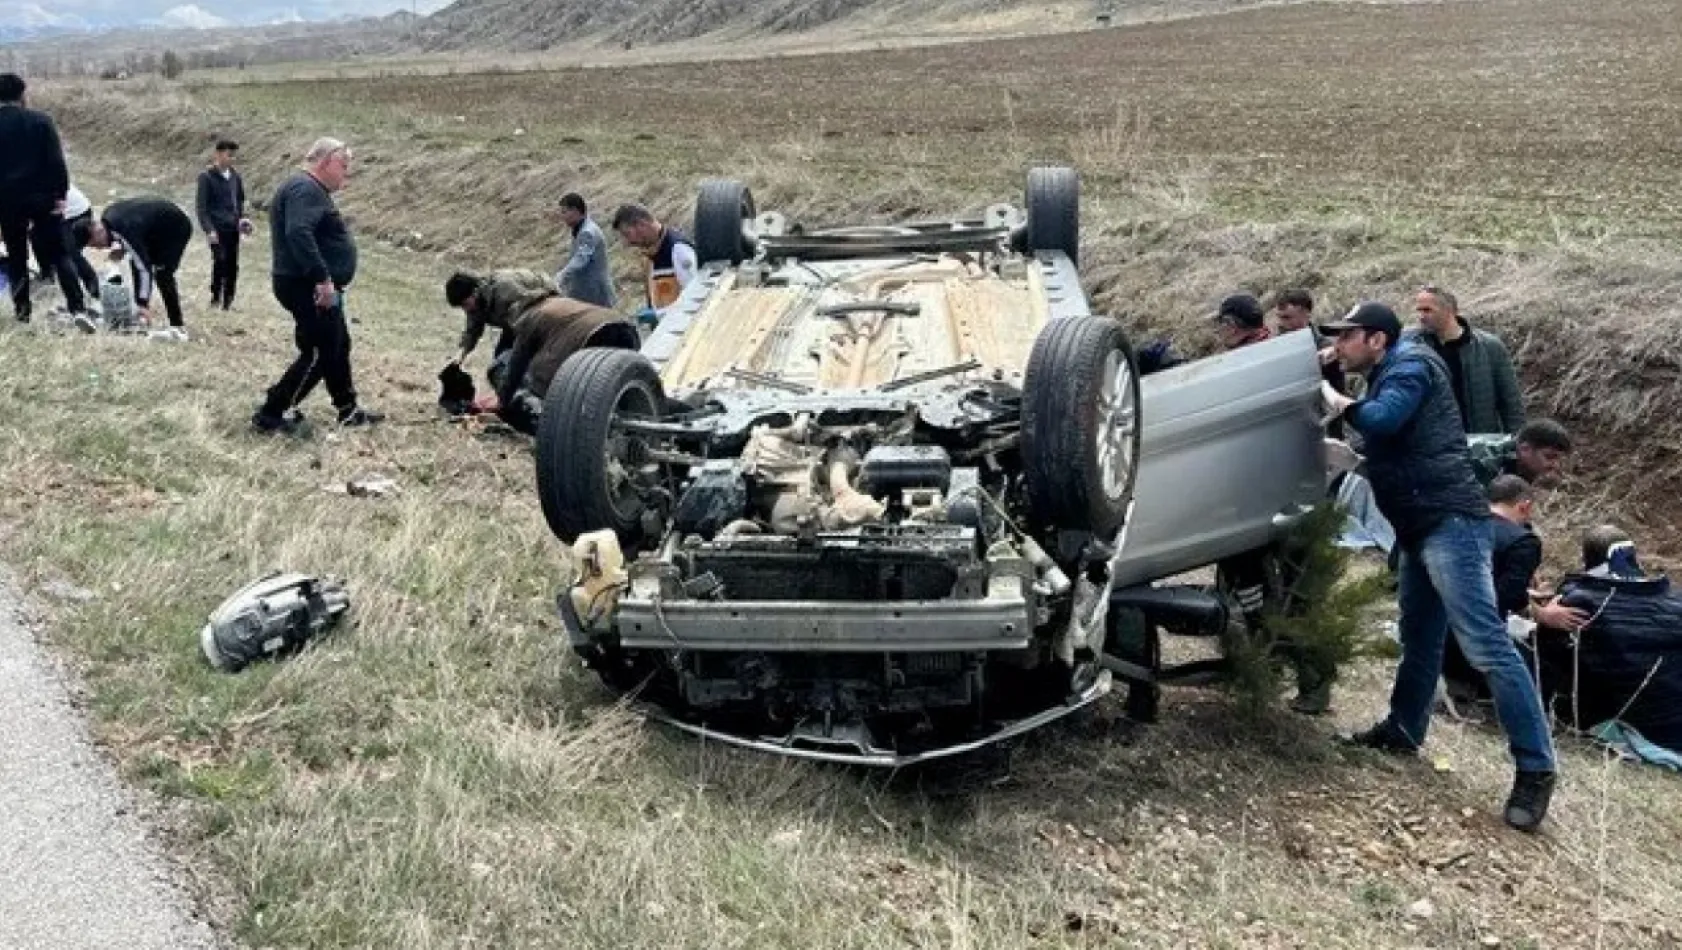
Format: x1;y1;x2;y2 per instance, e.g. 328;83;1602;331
409;0;1065;51
2;0;1271;77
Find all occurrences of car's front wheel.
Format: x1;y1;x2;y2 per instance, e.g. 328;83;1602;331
536;348;668;552
1021;315;1143;536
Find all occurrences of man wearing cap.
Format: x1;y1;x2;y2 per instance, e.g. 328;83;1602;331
1212;292;1272;350
553;192;615;309
1320;301;1557;832
1211;293;1336;714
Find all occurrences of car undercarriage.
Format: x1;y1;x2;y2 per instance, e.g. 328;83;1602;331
536;167;1326;765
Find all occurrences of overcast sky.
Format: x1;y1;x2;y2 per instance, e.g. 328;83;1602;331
2;0;452;30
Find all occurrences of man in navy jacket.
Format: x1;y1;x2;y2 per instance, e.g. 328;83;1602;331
1320;302;1557;832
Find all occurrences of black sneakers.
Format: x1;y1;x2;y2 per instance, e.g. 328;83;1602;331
337;406;385;427
251;409;310;436
1338;720;1420;755
1504;770;1557;833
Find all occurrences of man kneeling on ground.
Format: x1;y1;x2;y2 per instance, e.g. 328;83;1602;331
491;297;640;434
1440;475;1589;706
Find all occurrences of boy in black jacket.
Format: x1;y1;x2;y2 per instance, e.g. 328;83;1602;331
196;140;250;310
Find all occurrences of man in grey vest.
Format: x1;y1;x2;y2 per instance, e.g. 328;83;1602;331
1321;302;1557;833
553;192;615;309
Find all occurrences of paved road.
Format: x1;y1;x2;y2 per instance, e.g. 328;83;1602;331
0;580;222;950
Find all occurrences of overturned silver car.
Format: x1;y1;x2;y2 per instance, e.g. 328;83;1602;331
537;167;1326;765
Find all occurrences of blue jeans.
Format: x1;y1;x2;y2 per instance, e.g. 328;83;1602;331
1387;514;1556;773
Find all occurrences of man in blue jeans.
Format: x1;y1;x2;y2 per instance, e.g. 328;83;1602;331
1320;301;1557;832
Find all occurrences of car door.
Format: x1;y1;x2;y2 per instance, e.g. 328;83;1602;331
1113;329;1327;588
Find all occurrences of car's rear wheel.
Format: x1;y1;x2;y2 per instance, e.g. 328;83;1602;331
1025;165;1080;266
537;348;667;551
694;179;756;265
1021;315;1142;535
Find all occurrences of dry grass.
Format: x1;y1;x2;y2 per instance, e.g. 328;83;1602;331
7;1;1682;946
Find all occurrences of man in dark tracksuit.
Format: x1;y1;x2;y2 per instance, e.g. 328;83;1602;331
73;197;195;332
196;139;249;310
0;72;87;321
1322;302;1557;832
253;137;382;433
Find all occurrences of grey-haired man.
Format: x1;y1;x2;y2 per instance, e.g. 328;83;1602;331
253;138;382;433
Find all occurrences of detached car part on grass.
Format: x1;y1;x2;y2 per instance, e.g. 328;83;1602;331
200;572;351;672
536;166;1326;765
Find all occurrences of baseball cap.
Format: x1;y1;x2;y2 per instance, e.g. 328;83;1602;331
1320;301;1401;341
1212;293;1264;329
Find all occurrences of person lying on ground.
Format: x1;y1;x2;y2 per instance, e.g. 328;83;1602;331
72;196;195;337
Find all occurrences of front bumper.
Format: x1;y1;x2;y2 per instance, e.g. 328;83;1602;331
612;596;1034;651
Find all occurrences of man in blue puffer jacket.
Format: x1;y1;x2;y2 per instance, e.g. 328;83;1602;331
1319;302;1557;832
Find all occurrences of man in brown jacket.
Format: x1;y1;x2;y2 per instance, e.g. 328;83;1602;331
493;296;639;433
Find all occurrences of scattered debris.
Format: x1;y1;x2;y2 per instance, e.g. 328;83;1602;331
1406;898;1436;920
200;572;351;672
323;476;400;498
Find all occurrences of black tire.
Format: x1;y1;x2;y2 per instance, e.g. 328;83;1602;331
1021;316;1142;535
1025;165;1080;267
693;179;756;265
536;349;666;550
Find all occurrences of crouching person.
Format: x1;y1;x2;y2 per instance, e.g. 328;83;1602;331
443;267;557;368
1535;526;1682;756
493;297;640;434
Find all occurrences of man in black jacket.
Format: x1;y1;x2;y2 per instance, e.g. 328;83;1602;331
0;72;87;321
73;196;195;336
196;139;251;311
253;137;382;432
